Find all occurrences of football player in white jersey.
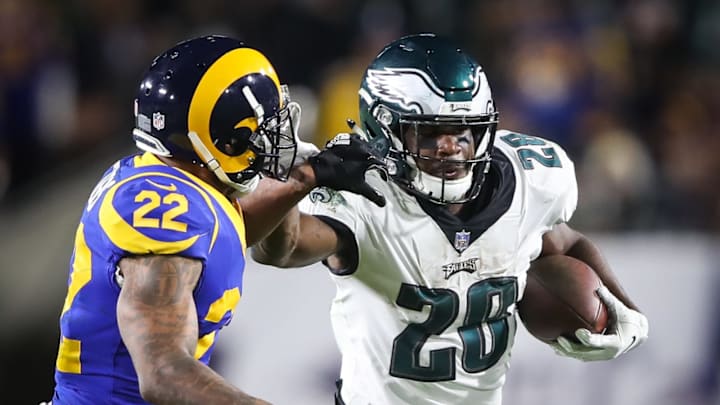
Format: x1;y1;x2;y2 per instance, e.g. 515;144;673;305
245;33;649;405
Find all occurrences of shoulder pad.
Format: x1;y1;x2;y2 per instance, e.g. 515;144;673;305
495;130;578;222
98;172;218;257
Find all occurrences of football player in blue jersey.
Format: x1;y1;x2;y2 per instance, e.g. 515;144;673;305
246;33;650;405
49;35;385;405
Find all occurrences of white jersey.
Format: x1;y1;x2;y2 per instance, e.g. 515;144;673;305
300;130;578;405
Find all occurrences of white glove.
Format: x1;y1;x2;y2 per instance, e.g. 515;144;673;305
296;136;321;162
276;101;320;175
549;286;649;361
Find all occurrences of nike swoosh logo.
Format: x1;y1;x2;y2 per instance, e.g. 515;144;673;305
146;179;178;192
623;336;637;354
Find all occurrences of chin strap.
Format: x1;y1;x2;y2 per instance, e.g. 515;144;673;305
414;170;474;203
187;131;259;196
133;128;173;157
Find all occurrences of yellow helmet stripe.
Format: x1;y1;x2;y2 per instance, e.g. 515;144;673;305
188;48;280;174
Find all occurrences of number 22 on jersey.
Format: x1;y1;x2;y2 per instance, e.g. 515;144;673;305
133;189;189;232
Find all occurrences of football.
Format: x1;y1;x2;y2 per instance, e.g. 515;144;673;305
517;254;608;343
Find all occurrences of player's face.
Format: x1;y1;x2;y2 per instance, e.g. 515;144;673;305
403;124;476;180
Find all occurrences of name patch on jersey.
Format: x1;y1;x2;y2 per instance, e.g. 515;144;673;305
441;257;479;279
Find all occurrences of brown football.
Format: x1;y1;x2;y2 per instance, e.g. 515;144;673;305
517;254;608;343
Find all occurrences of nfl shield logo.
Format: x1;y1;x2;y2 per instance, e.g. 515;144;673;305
152;112;165;131
454;230;471;252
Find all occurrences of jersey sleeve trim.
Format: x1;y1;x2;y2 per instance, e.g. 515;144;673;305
315;215;359;276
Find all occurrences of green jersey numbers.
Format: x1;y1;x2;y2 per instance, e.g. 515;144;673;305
390;284;458;381
389;277;518;382
499;132;562;170
460;278;517;373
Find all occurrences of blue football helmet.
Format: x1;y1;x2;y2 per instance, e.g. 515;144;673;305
359;33;498;204
133;35;298;194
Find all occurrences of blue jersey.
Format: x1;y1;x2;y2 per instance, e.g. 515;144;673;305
52;152;248;404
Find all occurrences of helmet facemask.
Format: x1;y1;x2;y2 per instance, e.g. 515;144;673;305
370;102;497;204
398;113;497;204
259;90;302;181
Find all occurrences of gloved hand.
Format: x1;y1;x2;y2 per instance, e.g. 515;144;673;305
550;286;649;361
275;101;320;175
309;133;387;207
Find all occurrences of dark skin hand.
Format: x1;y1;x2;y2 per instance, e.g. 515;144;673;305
117;255;270;405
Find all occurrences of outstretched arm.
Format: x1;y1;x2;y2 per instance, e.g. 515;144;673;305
241;165;343;268
241;133;386;267
117;255;270;405
241;164;317;248
250;205;343;268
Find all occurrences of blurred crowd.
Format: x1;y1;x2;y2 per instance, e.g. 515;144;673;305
1;0;718;231
1;1;718;403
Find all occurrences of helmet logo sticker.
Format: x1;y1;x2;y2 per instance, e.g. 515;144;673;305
152;112;165;131
366;67;487;116
365;68;444;114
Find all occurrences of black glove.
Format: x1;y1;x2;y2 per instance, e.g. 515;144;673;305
309;133;387;207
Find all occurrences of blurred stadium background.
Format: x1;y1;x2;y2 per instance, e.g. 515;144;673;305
0;0;717;403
